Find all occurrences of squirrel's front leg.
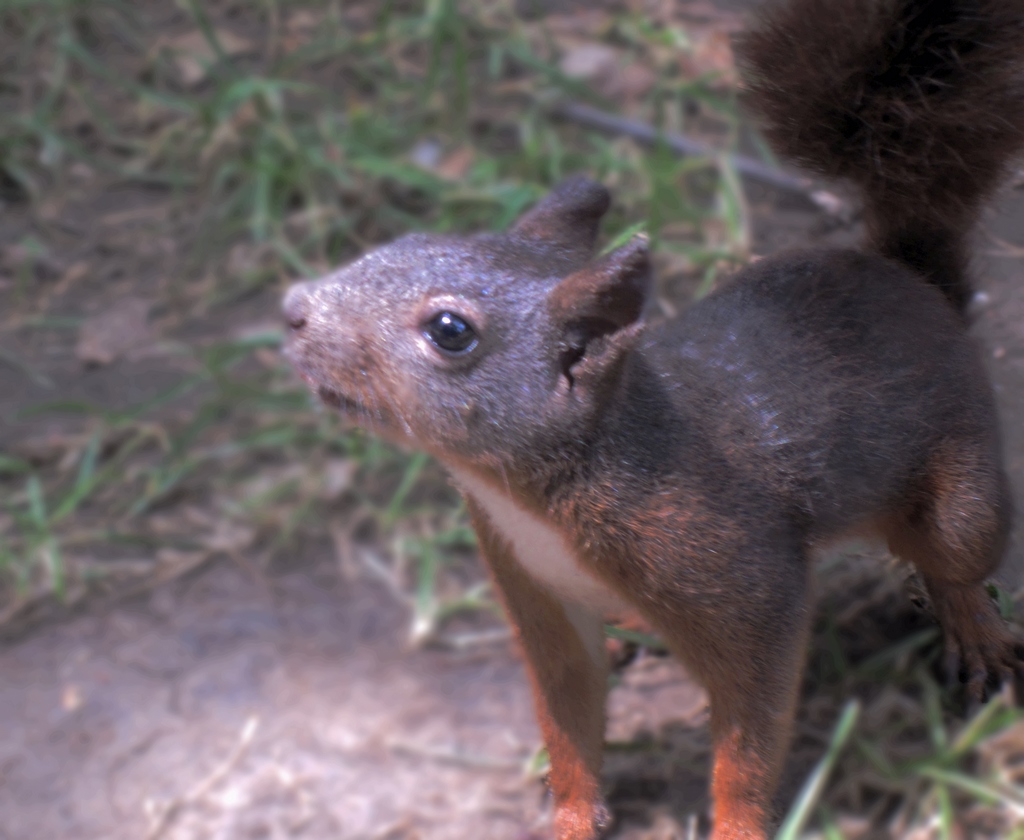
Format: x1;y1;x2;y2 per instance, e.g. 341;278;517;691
467;498;611;840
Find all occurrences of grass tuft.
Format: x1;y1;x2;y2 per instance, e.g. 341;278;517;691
1;1;1021;835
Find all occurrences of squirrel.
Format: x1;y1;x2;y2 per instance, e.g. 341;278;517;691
282;0;1024;838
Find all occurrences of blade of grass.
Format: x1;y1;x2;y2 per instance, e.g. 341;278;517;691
603;624;668;652
919;766;1024;811
51;430;102;522
777;699;861;840
384;451;430;527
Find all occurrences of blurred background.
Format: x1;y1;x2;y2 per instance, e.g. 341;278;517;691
1;1;1024;838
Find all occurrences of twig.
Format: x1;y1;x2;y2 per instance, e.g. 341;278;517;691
437;626;512;649
357;546;413;605
144;715;259;839
386;737;524;771
984;230;1024;259
0;345;54;388
552;101;848;217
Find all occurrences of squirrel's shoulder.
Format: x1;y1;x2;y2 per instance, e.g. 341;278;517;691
645;247;952;347
633;246;965;398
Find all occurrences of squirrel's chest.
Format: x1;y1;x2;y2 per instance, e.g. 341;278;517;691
450;469;628;616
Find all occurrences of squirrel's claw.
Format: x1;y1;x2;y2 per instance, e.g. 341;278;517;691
940;608;1024;713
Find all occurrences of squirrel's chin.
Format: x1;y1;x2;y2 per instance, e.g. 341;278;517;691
314;384;421;449
289;364;366;417
315;384;362;414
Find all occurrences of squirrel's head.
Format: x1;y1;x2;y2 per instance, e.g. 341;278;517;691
283;176;650;474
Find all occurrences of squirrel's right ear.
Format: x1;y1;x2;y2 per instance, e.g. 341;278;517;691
511;176;610;257
548;236;650;386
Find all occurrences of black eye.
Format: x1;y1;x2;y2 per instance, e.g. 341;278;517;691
425;311;478;354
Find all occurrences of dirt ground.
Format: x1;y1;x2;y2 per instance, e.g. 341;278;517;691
2;184;1022;840
0;549;715;840
3;1;1024;838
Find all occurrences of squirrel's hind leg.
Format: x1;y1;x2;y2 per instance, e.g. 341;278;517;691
883;441;1023;705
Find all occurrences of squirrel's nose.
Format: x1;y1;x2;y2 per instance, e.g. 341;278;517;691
282;282;311;331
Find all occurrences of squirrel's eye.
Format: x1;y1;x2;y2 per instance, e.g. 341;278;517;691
425;311;478;354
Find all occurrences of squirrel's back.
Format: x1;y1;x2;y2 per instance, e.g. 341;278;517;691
738;0;1024;312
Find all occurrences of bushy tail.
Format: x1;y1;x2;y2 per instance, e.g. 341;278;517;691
738;0;1024;312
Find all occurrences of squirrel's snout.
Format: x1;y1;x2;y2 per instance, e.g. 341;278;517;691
282;282;311;331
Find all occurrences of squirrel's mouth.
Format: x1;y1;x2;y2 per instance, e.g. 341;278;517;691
316;383;420;449
316;385;365;415
285;338;378;421
285;342;406;439
285;352;367;417
315;384;401;434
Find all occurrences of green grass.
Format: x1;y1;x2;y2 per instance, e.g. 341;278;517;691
0;0;747;626
795;612;1024;839
1;1;1021;836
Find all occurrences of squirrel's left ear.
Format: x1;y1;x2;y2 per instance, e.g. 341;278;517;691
511;176;611;260
548;235;651;385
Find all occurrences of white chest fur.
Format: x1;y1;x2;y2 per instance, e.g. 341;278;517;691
449;469;628;617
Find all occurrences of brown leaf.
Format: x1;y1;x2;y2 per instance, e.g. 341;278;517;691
76;297;153;366
161;30;255;87
673;2;746;33
436;146;476;181
560;43;656;104
200;520;256;554
618;62;658;103
540;10;613;38
285;9;325;33
322;458;357;499
560;43;620;85
2;243;64;278
11;434;75;466
55;261;89;293
679;30;737;87
155;549;210;582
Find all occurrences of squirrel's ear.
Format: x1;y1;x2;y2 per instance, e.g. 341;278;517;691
511;176;610;257
549;235;650;334
548;234;651;389
548;236;650;386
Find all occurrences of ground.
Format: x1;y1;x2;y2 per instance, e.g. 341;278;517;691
0;553;714;840
2;1;1024;838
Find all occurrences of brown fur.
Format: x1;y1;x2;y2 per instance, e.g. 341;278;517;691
739;0;1024;312
283;1;1024;837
